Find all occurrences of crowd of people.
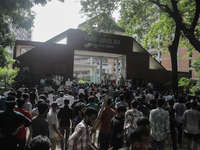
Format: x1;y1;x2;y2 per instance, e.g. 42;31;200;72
0;83;200;150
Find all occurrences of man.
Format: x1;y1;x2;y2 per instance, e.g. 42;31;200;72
173;96;187;146
182;101;200;150
0;96;31;150
30;88;38;109
48;89;55;105
72;102;86;133
115;94;129;109
67;107;98;150
56;92;66;108
47;102;63;150
26;135;51;150
15;98;32;150
71;93;86;109
111;106;127;150
125;100;143;133
57;99;73;150
137;97;148;117
22;93;32;113
98;98;115;150
149;98;171;150
32;101;49;138
86;96;98;110
65;90;74;108
126;127;151;150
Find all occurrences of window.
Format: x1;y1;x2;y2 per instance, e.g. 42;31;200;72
189;70;192;78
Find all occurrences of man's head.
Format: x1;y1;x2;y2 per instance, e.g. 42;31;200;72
39;94;46;101
119;94;125;101
68;90;72;95
88;96;95;103
131;100;139;108
75;102;86;118
168;99;174;107
16;98;25;108
50;102;60;112
26;135;50;150
59;92;64;97
79;93;84;100
117;106;126;119
191;101;198;109
178;96;184;103
157;98;165;107
38;102;48;115
6;96;16;110
126;128;151;150
136;117;150;129
22;93;29;101
84;107;98;126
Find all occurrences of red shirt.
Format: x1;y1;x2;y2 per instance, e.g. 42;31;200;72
99;107;115;134
14;108;32;139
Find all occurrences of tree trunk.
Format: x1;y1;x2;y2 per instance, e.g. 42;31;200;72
169;47;178;92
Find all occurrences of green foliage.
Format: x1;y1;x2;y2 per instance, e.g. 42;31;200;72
18;66;32;85
0;67;19;89
190;81;200;95
82;75;91;81
191;55;200;78
178;77;190;87
0;0;64;67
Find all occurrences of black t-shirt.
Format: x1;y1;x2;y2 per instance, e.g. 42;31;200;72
57;106;73;127
111;116;124;150
167;107;176;131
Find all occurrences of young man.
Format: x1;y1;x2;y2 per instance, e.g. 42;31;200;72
22;93;32;113
57;99;73;150
126;127;151;150
47;102;63;150
111;106;127;150
98;98;115;150
149;98;171;150
65;90;74;108
32;101;49;138
15;98;32;150
67;107;98;150
0;96;31;150
72;102;86;133
182;101;200;150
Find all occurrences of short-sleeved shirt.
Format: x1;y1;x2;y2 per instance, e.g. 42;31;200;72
47;110;58;138
183;109;200;134
56;97;65;108
32;114;49;138
111;116;124;150
14;108;32;139
173;103;187;123
99;107;115;134
57;106;73;127
23;102;32;113
86;102;98;110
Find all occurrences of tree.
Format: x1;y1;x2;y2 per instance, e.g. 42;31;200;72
80;0;200;92
82;75;91;81
0;0;64;68
0;67;19;89
18;66;32;87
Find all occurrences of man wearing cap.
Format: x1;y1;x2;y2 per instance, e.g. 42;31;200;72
0;96;31;150
47;102;63;150
57;99;73;150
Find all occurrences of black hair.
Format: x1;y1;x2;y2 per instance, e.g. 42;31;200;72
59;92;64;97
119;94;124;100
68;91;72;95
43;91;49;96
17;98;25;108
39;94;46;100
85;107;98;117
6;96;16;109
88;96;95;103
22;93;29;100
38;102;48;114
136;117;149;127
75;102;86;114
178;96;184;103
117;106;126;113
126;127;150;149
8;91;16;97
191;101;198;109
157;98;165;107
64;99;69;105
168;99;174;106
26;135;50;150
107;98;112;106
16;90;22;98
79;93;84;99
131;100;138;108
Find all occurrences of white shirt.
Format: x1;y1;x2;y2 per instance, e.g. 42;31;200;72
48;94;54;105
56;97;65;108
65;95;74;108
47;110;58;138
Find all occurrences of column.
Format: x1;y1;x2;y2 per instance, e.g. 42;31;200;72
115;58;118;85
99;57;102;84
121;55;126;80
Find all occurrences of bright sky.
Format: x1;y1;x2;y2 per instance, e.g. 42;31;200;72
32;0;120;43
